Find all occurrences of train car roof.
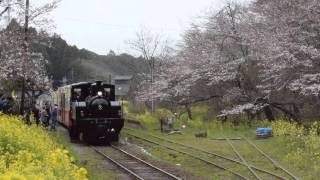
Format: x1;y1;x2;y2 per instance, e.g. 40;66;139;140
70;82;91;87
57;82;89;90
59;81;115;89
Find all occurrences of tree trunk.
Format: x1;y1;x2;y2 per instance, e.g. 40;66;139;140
20;79;26;114
263;105;275;121
31;90;35;106
185;105;192;120
292;103;301;124
271;103;300;124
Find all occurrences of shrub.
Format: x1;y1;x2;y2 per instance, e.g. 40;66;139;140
0;113;87;179
127;102;146;114
269;120;320;177
134;111;159;127
271;120;304;136
190;106;209;121
284;123;320;177
154;108;172;122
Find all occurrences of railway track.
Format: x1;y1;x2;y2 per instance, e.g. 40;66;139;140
225;137;261;180
123;127;295;180
123;128;250;179
241;137;299;180
91;144;181;180
222;135;299;180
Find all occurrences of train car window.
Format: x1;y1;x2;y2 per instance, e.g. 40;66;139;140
104;88;111;96
73;88;82;100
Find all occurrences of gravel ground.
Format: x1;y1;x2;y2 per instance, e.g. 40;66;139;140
116;138;206;180
56;125;130;180
56;125;200;179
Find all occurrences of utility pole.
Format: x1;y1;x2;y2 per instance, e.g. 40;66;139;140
20;0;29;114
151;57;155;113
71;67;74;83
108;74;112;84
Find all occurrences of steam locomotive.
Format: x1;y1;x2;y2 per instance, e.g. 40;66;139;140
53;81;124;142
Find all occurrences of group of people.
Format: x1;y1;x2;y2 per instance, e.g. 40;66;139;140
0;96;14;114
26;103;58;131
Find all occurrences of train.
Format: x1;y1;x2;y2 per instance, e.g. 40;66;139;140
52;81;124;142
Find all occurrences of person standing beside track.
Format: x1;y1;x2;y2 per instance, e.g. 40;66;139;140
32;104;40;126
166;113;178;130
40;106;48;127
45;104;51;127
167;114;174;130
50;104;57;131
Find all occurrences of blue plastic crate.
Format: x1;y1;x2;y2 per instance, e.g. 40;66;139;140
256;127;272;138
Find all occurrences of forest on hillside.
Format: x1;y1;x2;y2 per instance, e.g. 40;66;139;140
1;20;147;91
44;35;148;85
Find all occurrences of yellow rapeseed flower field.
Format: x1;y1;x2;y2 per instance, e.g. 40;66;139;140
0;113;88;180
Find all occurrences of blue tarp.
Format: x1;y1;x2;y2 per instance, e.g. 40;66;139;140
256;128;272;135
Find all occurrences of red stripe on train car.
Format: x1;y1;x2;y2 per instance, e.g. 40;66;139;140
64;110;72;128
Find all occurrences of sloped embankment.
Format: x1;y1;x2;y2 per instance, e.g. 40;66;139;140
0;114;88;179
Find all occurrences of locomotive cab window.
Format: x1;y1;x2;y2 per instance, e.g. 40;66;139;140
73;88;82;100
104;88;111;97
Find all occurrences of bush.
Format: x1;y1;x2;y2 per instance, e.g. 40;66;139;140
271;120;304;136
0;113;87;179
154;108;172;121
127;102;146;115
134;111;159;127
190;106;209;121
268;120;320;178
285;123;320;178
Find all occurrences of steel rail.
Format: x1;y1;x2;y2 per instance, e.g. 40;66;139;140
124;131;249;180
124;127;286;180
225;138;261;180
110;144;181;180
91;146;144;180
242;136;299;180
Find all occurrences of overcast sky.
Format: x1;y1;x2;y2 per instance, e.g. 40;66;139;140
47;0;250;55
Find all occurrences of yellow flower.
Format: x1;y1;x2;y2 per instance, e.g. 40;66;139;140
0;172;26;180
0;114;88;179
63;150;69;154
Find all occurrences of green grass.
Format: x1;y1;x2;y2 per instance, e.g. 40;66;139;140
123;106;317;179
123;128;295;179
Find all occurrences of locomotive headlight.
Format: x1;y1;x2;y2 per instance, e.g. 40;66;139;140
97;91;103;96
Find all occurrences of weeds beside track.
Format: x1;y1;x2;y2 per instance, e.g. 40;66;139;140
123;127;295;179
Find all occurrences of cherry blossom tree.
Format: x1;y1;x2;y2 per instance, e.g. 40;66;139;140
249;0;320;96
128;28;172;112
130;3;251;119
223;0;320;121
146;0;320;122
160;3;254;118
127;0;320;121
198;0;320;122
0;0;59;113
